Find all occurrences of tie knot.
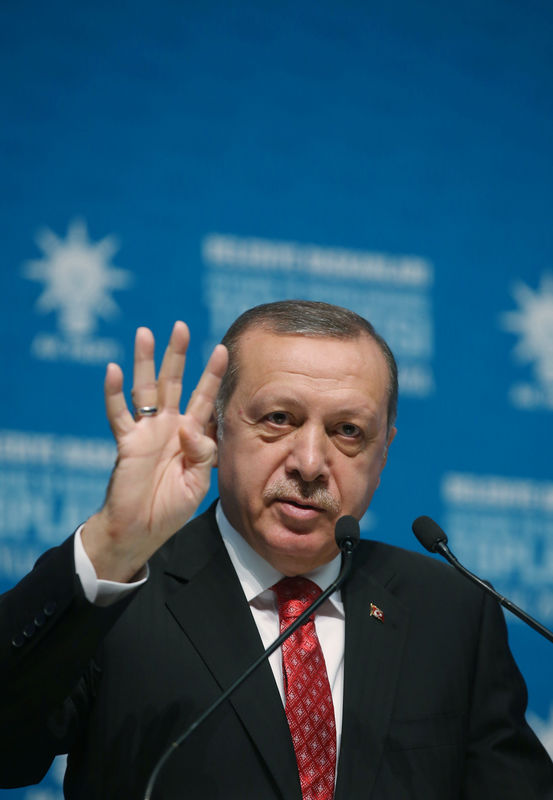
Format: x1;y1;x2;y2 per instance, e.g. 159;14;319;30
272;576;322;621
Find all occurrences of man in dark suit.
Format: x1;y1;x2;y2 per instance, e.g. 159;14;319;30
2;300;553;798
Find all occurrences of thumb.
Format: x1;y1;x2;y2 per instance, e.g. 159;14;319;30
178;418;217;468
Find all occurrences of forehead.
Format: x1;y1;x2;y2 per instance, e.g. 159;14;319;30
233;330;390;409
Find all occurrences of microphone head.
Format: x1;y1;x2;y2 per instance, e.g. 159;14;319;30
335;515;361;551
412;515;448;553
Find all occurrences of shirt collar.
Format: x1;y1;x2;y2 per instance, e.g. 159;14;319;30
216;501;344;614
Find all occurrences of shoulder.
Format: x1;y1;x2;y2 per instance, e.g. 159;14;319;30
355;536;453;579
354;537;487;614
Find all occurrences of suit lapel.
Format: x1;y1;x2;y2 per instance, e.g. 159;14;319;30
163;509;301;800
335;542;411;800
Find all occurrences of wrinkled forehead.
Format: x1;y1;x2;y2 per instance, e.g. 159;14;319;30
234;329;390;393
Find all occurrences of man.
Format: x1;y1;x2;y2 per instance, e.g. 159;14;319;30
1;300;552;798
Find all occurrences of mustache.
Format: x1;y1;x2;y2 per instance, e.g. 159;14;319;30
263;479;340;514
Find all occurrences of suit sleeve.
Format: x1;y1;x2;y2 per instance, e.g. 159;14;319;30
463;591;553;798
0;535;135;787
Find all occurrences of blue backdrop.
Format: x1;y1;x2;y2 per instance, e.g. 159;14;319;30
1;1;552;795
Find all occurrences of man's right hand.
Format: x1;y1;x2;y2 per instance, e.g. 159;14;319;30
82;321;228;583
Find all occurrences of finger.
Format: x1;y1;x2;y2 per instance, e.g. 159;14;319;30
184;344;228;429
131;327;158;414
157;321;190;412
105;363;134;437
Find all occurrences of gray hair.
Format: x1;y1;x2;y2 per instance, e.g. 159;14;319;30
215;300;398;434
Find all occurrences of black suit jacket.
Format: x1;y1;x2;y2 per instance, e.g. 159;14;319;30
1;505;552;798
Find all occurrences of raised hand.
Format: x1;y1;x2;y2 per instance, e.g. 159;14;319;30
82;322;228;582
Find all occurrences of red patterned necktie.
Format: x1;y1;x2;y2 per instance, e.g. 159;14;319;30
272;576;336;800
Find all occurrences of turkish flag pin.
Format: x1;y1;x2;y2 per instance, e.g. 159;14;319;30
369;602;384;623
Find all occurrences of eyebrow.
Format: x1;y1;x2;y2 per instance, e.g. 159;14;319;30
251;393;378;421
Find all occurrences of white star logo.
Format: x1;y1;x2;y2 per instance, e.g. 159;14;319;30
23;219;132;338
501;274;553;389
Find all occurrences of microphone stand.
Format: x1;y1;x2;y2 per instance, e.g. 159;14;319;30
412;515;553;645
433;538;553;645
143;533;358;799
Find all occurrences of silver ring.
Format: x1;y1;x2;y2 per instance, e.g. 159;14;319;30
135;406;158;417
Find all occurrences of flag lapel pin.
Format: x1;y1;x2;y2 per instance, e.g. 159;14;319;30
369;602;384;623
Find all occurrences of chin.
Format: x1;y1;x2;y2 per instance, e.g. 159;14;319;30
266;532;338;572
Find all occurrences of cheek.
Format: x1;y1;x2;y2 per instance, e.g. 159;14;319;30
227;441;284;495
338;458;382;504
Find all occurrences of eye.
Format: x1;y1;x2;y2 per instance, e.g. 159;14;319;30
337;422;361;438
265;411;291;426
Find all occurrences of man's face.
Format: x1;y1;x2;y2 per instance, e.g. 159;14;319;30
216;330;396;575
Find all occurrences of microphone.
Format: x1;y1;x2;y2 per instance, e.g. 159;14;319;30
412;515;553;645
143;515;360;799
335;514;361;555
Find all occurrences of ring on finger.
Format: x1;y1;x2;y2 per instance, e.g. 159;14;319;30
135;406;158;417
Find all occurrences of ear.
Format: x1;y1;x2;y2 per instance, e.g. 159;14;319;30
206;415;219;467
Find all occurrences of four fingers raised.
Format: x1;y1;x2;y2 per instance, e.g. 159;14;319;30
105;323;228;440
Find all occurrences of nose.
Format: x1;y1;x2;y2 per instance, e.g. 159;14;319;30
284;423;330;484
